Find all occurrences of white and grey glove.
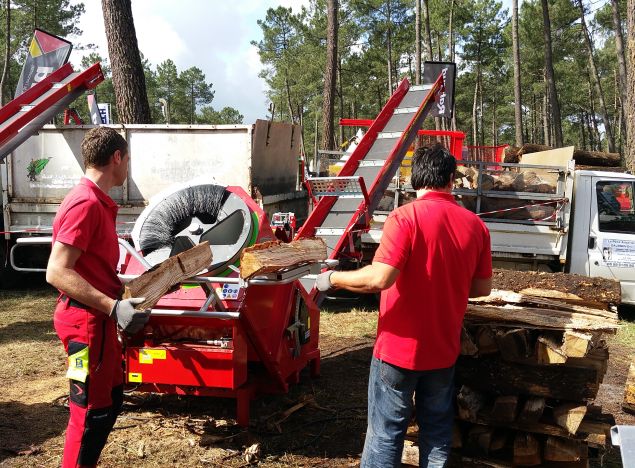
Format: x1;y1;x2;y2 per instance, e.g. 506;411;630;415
110;298;150;334
316;271;334;292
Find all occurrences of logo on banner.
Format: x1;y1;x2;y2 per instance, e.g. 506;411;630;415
15;29;72;98
423;61;457;119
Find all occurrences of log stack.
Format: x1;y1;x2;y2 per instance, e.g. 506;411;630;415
403;269;620;467
504;144;622;168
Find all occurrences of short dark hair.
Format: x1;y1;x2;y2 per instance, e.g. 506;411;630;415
410;143;456;190
81;127;128;168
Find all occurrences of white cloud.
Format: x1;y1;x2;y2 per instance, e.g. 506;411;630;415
68;0;313;123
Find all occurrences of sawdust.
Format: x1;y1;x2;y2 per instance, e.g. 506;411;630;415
0;288;632;467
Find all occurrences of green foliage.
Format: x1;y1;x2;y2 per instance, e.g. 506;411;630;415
254;0;628;156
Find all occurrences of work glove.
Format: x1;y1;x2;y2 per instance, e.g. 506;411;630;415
110;298;151;334
316;271;334;292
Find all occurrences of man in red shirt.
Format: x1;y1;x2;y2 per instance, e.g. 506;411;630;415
47;127;151;468
317;144;492;467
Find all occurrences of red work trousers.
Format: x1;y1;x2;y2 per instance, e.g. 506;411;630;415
53;297;124;468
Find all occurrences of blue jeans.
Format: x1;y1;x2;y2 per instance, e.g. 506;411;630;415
361;356;455;468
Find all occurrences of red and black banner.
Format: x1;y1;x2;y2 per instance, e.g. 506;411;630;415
15;29;72;98
423;61;456;119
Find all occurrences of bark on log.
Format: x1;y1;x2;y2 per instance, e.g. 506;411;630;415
461;326;479;356
518;397;546;424
495;328;531;359
466;304;619;334
491;269;621;306
507;144;622;167
123;242;212;310
456;356;600;400
490;395;519;423
513;433;542;466
543;436;584;462
239;238;327;279
457;385;486;422
475;326;499;355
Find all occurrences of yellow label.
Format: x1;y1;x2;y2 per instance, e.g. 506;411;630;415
128;372;142;383
139;348;166;364
67;83;72;92
66;346;89;383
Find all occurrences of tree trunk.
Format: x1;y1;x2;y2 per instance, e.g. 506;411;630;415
338;58;344;146
588;80;601;150
543;83;550;146
0;0;10;105
512;0;523;147
422;0;433;60
626;0;635;171
578;0;615;152
321;0;338;151
386;0;393;93
284;75;296;123
472;68;479;146
415;0;421;85
541;0;563;147
611;0;628;116
449;0;456;130
101;0;152;123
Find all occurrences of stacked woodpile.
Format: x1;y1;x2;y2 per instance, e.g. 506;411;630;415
454;165;560;221
404;270;620;467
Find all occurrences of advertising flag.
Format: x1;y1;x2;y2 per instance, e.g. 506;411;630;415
15;29;72;98
87;94;104;124
422;61;456;119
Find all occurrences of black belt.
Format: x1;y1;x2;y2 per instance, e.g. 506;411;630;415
60;294;90;310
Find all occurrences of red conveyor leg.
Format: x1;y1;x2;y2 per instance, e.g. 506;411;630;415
236;388;251;427
310;356;321;378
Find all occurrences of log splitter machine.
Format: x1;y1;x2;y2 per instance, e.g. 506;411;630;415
118;181;325;426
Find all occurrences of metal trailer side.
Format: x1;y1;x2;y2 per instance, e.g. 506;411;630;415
1;121;307;273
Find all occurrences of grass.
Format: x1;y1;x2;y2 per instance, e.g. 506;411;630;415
320;307;378;339
616;320;635;348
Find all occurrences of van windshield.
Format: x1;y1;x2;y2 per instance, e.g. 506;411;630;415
596;181;635;234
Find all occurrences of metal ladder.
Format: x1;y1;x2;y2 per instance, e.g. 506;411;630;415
296;74;445;299
0;62;104;161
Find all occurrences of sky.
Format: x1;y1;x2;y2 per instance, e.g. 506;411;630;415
69;0;514;124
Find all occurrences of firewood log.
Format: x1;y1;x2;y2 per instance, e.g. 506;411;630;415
239;238;327;279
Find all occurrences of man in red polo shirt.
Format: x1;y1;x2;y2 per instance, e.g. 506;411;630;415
46;127;151;468
317;144;492;467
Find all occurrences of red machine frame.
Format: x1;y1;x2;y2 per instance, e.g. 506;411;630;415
119;187;321;426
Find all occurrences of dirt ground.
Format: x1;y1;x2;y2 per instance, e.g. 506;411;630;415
1;287;634;468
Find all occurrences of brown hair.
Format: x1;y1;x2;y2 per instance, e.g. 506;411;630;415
81;127;128;168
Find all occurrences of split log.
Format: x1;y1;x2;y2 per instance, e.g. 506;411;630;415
543;437;584;462
509;143;621;167
123;242;213;310
495;328;530;359
552;403;587;435
490;396;519;423
474;326;499;355
457;385;486;422
622;362;635;414
461;326;479;356
401;440;419;466
513;433;542;466
561;331;592;358
466;304;619;334
491;269;621;306
518;397;546;424
537;335;568;365
239;238;327;279
467;425;495;454
456;356;600;401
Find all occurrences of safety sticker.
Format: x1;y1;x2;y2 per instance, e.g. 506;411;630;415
66;346;89;383
216;283;241;300
139;349;167;364
128;372;143;383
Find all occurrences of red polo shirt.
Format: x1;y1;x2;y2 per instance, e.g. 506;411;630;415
52;177;121;298
372;191;492;370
